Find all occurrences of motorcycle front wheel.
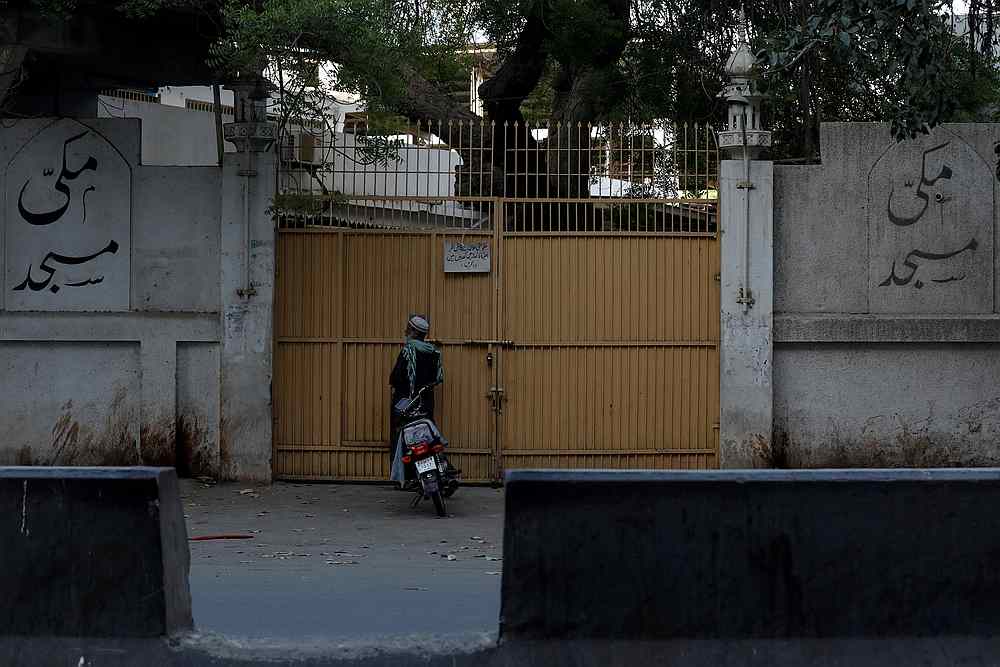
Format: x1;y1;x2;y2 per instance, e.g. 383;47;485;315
431;490;447;517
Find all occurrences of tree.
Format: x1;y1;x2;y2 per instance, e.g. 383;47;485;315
209;0;1000;200
13;0;1000;164
227;0;1000;167
762;0;1000;148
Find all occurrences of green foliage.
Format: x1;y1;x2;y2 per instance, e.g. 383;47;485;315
473;0;1000;157
29;0;78;17
211;0;472;99
520;60;559;123
758;0;996;141
30;0;216;19
946;45;1000;123
271;191;347;214
113;0;206;18
545;0;628;66
26;0;1000;159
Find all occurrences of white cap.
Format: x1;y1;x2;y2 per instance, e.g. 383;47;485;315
408;314;430;334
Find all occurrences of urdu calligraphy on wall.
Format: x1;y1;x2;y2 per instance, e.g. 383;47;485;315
866;129;993;314
4;119;132;311
443;240;491;273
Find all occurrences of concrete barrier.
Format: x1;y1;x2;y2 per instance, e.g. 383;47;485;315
501;469;1000;640
0;467;192;637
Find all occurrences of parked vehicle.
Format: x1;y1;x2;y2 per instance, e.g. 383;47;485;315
395;385;460;517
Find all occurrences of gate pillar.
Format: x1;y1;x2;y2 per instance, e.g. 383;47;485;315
719;160;773;468
220;78;277;481
718;16;775;468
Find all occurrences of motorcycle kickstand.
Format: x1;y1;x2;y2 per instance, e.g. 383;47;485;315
410;492;423;508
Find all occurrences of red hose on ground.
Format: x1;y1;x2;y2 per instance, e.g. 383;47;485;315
189;534;255;541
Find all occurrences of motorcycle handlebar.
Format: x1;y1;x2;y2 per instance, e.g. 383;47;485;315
398;383;439;415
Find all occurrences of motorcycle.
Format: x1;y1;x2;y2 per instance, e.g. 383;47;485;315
394;385;460;517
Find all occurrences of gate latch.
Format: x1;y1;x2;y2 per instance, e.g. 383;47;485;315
487;386;506;414
464;339;514;348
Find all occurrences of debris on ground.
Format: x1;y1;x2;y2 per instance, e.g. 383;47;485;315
182;479;504;631
260;551;311;559
189;534;255;541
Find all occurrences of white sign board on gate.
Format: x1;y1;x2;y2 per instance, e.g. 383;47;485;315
4;119;132;311
444;240;490;273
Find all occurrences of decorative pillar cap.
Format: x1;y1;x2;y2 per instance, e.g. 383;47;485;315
224;121;276;153
225;70;276;153
717;8;772;158
725;14;755;78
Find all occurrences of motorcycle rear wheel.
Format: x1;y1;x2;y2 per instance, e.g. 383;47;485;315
431;490;447;517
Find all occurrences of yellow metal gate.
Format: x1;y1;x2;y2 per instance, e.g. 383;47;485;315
274;219;502;482
498;202;720;471
272;119;719;481
274;201;718;481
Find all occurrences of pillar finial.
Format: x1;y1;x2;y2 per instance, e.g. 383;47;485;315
736;4;749;45
224;71;277;154
717;9;771;159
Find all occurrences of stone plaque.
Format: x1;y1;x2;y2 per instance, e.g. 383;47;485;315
867;129;994;313
5;119;132;311
444;240;490;273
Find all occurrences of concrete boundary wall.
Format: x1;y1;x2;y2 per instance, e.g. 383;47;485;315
0;467;192;637
500;469;1000;641
767;122;1000;468
775;313;1000;342
8;636;1000;666
0;118;275;481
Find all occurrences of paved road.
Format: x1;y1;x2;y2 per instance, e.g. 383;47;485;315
180;480;504;640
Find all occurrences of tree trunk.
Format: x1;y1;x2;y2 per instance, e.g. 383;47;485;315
388;0;631;200
478;5;548;125
0;44;27;113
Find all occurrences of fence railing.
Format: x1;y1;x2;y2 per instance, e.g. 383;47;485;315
185;98;235;116
100;89;161;104
276;118;718;234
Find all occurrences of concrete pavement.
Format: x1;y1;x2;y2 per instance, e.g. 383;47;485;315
14;474;1000;665
180;480;504;640
15;634;1000;666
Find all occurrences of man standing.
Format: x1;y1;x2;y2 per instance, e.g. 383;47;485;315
389;314;443;475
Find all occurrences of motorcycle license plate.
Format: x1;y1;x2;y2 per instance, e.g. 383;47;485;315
415;457;437;474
